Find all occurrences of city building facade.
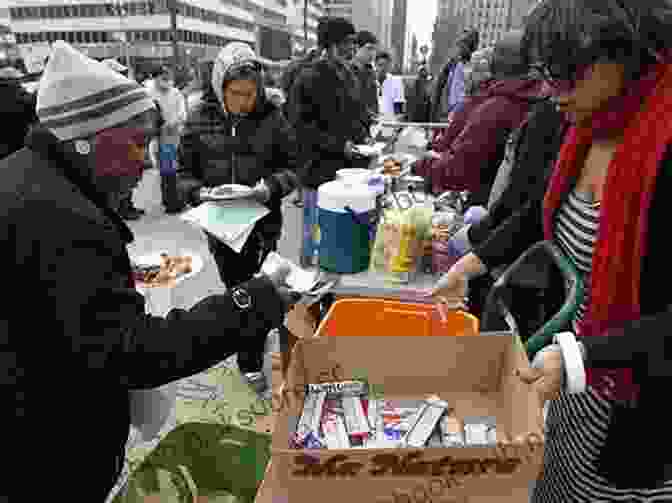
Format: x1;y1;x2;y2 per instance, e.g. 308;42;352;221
390;0;406;71
7;0;319;74
323;0;392;50
432;0;530;70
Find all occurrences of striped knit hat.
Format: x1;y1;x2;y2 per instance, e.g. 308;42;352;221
37;41;155;141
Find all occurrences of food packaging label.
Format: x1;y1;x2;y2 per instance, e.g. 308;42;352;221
306;380;367;396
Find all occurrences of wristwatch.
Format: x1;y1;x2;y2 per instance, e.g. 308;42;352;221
231;287;252;310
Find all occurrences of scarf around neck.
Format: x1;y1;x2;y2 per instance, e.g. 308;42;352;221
542;59;672;401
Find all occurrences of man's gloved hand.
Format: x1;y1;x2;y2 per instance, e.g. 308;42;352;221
250;180;271;204
261;258;301;312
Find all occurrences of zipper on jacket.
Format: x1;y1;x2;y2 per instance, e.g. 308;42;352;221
231;122;237;185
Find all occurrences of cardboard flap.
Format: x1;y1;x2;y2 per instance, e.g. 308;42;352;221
500;334;545;445
290;336;508;392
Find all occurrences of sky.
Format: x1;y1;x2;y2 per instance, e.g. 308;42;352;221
406;0;438;51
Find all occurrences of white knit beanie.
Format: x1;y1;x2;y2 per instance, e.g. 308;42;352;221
37;41;155;141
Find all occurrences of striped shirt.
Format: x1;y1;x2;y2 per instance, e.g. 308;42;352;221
554;189;600;330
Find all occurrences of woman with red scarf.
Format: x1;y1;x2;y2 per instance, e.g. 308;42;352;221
431;0;672;499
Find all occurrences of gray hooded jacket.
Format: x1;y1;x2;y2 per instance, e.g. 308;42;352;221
179;43;298;239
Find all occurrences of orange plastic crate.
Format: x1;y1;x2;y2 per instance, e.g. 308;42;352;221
315;298;479;337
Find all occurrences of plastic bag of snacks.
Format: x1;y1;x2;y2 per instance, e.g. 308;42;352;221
370;207;432;283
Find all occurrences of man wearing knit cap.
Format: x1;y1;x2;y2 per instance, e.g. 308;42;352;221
351;30;380;119
287;16;370;267
102;57;147;220
0;41;294;501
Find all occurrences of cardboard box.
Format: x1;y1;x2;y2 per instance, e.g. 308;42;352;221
270;335;544;502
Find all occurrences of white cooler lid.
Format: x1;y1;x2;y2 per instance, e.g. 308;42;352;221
318;180;376;213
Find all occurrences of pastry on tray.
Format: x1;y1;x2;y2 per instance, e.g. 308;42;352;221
133;253;193;287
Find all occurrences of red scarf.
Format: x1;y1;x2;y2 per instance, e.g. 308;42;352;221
543;60;672;401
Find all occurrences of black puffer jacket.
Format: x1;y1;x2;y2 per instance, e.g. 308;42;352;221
179;93;299;242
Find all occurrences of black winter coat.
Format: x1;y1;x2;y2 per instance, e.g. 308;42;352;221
287;58;369;189
179;94;299;243
2;127;285;502
468;99;568;246
0;77;37;159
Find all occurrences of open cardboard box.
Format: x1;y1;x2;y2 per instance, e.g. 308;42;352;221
270;335;544;502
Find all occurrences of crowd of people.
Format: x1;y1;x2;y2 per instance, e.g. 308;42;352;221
2;0;672;500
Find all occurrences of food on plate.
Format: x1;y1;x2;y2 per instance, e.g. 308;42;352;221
383;158;402;176
134;253;192;286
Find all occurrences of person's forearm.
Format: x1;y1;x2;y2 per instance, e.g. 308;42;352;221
451;252;487;278
121;276;283;389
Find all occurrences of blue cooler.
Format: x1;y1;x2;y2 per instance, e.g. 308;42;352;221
317;180;377;274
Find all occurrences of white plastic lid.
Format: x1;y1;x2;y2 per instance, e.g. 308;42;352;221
318;180;376;213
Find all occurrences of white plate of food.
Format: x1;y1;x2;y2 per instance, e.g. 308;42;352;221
132;252;203;288
202;184;254;201
352;143;386;158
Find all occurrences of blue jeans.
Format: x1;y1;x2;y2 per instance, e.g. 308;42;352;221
158;143;180;210
301;188;319;267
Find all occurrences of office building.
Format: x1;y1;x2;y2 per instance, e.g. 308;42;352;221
8;0;309;74
390;0;407;71
323;0;392;49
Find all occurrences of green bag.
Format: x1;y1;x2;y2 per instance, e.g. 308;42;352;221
482;240;585;360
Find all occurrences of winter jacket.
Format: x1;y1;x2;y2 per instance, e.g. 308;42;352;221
468;99;568;247
407;76;432;123
0;77;37;159
287;57;369;189
179;44;299;248
430;57;458;122
414;78;544;206
1;126;286;502
351;61;379;119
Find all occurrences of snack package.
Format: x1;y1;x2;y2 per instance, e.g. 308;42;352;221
464;416;497;446
440;412;465;447
370;208;425;282
404;395;450;448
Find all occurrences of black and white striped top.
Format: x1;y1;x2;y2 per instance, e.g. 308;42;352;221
554;189;600;330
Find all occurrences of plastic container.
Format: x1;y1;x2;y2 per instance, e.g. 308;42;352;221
316;298;479;337
336;168;372;184
317;180;377;274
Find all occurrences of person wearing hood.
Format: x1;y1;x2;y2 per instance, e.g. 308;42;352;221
0;41;294;502
0;61;37;160
179;42;299;381
414;30;545;207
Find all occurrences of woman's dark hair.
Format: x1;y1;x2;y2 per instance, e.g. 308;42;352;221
523;0;672;81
